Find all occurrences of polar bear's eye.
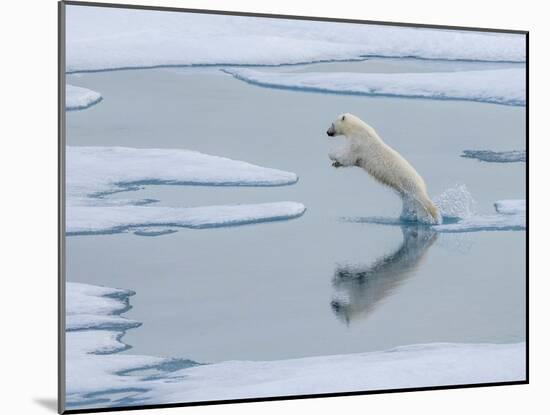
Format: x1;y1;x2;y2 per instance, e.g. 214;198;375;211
341;115;346;121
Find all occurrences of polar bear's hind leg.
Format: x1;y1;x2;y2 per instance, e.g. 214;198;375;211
424;198;442;224
400;191;441;224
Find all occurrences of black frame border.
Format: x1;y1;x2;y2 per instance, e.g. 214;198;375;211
58;1;529;413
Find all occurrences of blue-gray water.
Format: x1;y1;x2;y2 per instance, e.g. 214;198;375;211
66;58;526;363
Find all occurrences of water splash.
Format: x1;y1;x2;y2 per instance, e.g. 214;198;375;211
434;184;477;220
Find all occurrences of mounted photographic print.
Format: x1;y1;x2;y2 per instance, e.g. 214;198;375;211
59;1;528;413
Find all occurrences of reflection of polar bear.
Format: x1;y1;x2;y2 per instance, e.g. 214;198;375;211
331;225;438;324
326;113;441;224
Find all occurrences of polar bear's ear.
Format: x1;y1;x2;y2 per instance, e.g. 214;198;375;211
341;115;346;121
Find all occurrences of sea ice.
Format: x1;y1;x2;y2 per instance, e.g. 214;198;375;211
65;281;526;410
494;199;526;215
66;6;525;73
345;196;525;233
66;84;102;110
67;146;298;201
435;198;525;232
66;283;139;331
434;213;525;233
67;202;306;235
66;146;303;235
461;150;526;162
223;68;525;106
154;342;524;403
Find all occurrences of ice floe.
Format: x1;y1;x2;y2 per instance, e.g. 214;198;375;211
66;146;303;235
494;199;526;215
431;188;525;232
66;84;102;111
346;214;525;233
223;68;525;106
67;202;306;235
66;6;525;73
345;185;524;232
155;342;524;403
65;281;525;410
434;197;525;233
67;146;298;201
434;212;525;233
344;194;525;233
65;283;197;407
461;150;526;162
66;283;140;331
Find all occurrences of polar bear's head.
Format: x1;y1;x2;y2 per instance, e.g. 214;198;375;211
326;113;365;137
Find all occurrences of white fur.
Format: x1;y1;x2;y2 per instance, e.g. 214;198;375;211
327;113;441;224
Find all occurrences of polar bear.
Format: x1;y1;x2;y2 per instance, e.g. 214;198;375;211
326;113;441;224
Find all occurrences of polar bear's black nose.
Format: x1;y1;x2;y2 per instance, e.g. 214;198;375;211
326;129;334;136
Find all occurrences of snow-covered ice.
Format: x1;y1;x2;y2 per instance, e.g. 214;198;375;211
434;213;525;233
65;283;195;407
223;68;525;106
66;283;140;331
66;84;102;110
66;146;304;235
67;202;306;235
494;199;526;215
65;281;525;410
67;283;134;318
462;150;526;162
67;146;298;200
155;342;524;403
66;6;525;73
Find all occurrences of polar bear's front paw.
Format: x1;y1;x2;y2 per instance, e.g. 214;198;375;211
332;161;343;168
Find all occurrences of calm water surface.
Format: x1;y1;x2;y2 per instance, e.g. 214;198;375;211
66;59;526;362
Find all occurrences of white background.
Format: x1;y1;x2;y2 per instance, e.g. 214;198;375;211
0;0;544;413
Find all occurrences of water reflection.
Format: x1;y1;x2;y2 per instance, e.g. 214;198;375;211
331;225;437;325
